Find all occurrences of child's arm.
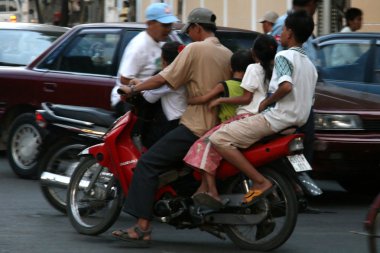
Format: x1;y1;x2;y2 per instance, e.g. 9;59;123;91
188;83;225;105
208;89;253;109
258;81;292;112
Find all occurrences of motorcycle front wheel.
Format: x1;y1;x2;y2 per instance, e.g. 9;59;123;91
40;139;86;214
66;156;124;235
224;168;298;251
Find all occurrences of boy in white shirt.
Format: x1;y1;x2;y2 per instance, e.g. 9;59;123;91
209;10;318;205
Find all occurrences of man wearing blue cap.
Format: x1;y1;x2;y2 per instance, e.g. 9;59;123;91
110;2;178;114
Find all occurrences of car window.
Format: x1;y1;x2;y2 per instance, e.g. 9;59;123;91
318;42;371;82
41;30;122;76
0;29;63;66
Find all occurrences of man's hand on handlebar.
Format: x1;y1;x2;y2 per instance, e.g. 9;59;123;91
117;79;142;97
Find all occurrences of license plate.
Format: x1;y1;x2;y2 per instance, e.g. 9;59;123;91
287;154;312;172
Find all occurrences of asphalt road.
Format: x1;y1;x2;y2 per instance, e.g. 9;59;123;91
0;151;374;253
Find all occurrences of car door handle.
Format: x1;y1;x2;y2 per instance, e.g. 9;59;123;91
43;82;58;92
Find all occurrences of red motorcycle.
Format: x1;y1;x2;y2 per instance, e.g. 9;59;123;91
65;103;322;251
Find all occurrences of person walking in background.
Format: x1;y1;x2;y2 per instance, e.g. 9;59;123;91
340;7;363;32
271;0;319;63
259;11;279;35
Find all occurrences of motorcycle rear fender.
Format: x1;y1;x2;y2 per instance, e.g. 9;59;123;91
216;134;304;179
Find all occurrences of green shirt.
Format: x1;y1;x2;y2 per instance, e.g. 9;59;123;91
218;78;243;122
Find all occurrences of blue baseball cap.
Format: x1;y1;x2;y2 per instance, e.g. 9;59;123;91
145;3;179;24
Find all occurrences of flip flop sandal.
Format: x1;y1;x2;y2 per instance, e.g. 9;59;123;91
242;186;275;206
192;192;229;210
112;226;152;248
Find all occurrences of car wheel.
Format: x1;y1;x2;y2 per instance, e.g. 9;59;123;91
6;113;46;179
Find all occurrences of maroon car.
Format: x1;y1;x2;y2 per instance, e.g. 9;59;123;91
313;32;380;194
0;22;258;178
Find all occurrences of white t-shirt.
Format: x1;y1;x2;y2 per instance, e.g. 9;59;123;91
111;31;162;106
143;85;187;121
263;49;318;132
237;63;267;115
340;26;353;32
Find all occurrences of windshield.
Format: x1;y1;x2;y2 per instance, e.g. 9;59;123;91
0;29;64;66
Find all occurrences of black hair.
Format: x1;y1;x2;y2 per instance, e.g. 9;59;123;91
230;49;254;73
284;10;314;44
252;34;278;83
345;7;363;21
161;41;183;64
188;21;217;33
292;0;318;7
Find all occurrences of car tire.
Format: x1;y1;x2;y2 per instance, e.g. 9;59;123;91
6;113;46;179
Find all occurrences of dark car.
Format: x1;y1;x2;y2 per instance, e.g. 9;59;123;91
0;22;69;66
0;22;259;178
313;32;380;193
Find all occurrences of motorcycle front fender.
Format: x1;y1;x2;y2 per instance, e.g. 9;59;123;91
79;143;110;167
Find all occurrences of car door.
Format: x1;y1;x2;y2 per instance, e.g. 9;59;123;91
316;38;380;94
34;27;141;110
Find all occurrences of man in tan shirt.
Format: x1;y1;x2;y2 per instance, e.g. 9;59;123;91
112;8;232;246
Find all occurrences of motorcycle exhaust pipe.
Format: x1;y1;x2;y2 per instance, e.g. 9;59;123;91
40;172;89;189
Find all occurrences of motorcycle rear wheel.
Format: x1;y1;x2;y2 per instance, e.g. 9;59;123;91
224;168;298;251
40;139;86;214
66;156;123;235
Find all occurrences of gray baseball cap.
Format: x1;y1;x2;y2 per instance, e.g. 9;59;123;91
181;8;216;33
258;11;279;24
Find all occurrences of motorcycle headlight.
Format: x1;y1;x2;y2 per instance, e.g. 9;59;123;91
314;114;363;130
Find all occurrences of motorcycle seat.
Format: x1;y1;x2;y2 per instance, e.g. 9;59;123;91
48;103;116;127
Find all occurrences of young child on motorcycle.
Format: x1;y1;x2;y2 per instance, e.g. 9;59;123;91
184;35;277;206
208;10;318;205
131;41;187;148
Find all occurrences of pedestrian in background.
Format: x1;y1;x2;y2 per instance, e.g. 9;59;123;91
340;7;363;32
259;11;279;35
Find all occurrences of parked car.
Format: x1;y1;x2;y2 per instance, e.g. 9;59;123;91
0;22;259;178
313;32;380;193
0;22;69;66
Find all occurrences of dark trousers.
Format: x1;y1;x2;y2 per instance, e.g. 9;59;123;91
124;124;198;219
298;108;315;164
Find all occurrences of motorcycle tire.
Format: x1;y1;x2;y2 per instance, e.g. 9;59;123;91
224;168;298;251
7;113;46;179
66;156;124;235
39;139;86;214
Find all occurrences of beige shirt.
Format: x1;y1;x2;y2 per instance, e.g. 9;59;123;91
160;37;232;136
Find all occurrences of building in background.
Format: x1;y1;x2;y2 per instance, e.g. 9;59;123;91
16;0;380;34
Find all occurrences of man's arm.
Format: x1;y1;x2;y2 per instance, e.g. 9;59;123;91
118;74;167;95
188;83;224;105
259;82;292;112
